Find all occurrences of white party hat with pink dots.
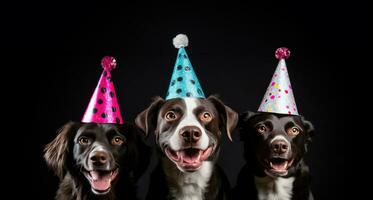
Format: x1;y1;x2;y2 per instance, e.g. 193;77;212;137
258;47;299;115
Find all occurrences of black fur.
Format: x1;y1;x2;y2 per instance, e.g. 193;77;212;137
135;96;238;200
234;112;314;200
44;122;150;200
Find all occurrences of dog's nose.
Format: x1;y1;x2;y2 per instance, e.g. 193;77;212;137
180;126;202;143
271;140;289;154
90;151;109;166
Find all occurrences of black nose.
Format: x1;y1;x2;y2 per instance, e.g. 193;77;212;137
90;151;109;166
180;126;202;143
271;140;289;154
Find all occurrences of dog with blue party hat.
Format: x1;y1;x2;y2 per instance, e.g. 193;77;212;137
136;34;238;200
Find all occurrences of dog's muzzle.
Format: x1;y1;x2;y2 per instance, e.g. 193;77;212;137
179;126;202;143
83;150;119;195
263;138;294;177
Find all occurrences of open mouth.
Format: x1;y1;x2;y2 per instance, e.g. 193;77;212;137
83;169;119;195
265;157;294;176
165;146;213;172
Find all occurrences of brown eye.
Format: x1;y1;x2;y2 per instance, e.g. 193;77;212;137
112;136;124;145
257;125;267;134
79;137;90;145
200;112;212;122
287;126;300;136
165;111;178;121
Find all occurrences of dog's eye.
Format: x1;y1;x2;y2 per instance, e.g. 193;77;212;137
111;136;124;145
287;126;300;136
165;111;178;121
78;137;90;145
200;112;212;122
257;125;267;134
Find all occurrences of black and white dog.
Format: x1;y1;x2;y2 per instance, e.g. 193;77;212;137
234;112;314;200
135;96;238;200
44;122;150;200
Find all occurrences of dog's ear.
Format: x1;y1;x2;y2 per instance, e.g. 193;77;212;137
301;116;315;152
301;116;315;138
238;111;257;133
135;96;165;136
207;96;238;141
239;111;257;123
44;121;77;179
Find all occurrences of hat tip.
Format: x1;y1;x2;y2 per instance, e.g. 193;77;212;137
101;56;117;71
173;34;189;49
275;47;291;60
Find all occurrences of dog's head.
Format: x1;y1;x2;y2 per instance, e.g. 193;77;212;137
239;112;314;177
136;96;238;172
44;122;147;195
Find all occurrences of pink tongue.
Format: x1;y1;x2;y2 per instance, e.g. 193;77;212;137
180;151;201;164
90;171;111;191
272;162;287;171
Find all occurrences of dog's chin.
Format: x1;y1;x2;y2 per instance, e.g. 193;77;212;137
165;146;213;172
262;157;294;177
83;169;119;195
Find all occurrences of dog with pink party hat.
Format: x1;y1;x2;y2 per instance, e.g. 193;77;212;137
235;48;315;200
44;56;150;200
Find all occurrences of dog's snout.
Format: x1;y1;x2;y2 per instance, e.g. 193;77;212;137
271;140;289;154
180;126;202;143
90;151;109;166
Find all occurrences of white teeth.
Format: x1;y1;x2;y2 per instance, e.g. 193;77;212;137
270;162;273;168
284;161;288;169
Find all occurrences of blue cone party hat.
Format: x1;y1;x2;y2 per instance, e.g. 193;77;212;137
165;34;206;100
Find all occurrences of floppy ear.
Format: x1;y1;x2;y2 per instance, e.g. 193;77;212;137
301;116;315;152
135;96;165;136
120;123;151;181
301;116;315;138
207;96;238;141
237;111;258;142
44;121;77;179
239;111;257;124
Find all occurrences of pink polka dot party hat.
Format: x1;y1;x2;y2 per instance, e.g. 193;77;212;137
81;56;123;124
258;47;299;115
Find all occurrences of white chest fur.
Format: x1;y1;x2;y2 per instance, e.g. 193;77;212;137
163;160;213;200
255;176;295;200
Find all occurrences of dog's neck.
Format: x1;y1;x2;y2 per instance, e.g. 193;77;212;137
254;175;294;200
161;157;214;200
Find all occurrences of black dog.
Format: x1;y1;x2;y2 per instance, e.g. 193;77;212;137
44;122;150;200
135;96;238;200
234;112;314;200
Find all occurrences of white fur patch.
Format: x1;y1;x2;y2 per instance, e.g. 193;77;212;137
169;98;209;151
164;160;213;200
255;176;295;200
270;135;288;144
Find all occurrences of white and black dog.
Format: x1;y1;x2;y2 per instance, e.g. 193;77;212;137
234;111;314;200
135;96;238;200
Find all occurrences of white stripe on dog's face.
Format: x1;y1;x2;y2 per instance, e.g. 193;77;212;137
270;135;290;146
270;135;291;152
168;98;209;151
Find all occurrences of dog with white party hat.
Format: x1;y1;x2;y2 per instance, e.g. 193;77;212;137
235;48;315;200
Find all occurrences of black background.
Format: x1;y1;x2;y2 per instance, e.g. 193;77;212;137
8;0;348;199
